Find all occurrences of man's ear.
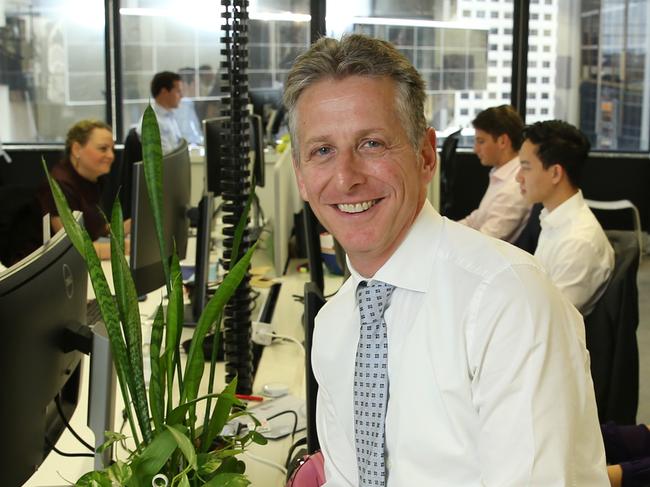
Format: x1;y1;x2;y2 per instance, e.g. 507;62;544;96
550;163;564;184
497;133;511;150
420;127;437;182
292;155;309;201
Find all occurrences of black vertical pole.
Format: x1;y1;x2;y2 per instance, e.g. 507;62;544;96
511;0;530;121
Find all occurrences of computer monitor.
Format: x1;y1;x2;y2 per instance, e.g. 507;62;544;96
249;87;284;146
0;218;88;486
185;192;214;325
130;140;191;296
203;115;265;197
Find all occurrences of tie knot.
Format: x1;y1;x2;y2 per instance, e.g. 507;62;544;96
356;280;395;318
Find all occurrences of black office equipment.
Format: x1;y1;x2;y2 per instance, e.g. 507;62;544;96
439;128;462;217
204;114;265;197
302;203;325;294
0;221;88;486
303;281;326;454
129;140;191;296
104;127;142;219
185;192;214;325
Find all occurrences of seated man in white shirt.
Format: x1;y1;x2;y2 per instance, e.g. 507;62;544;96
137;71;183;154
285;34;608;486
458;105;531;242
517;120;614;316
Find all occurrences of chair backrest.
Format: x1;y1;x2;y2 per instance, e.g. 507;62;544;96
585;198;644;259
102;127;142;219
513;203;543;254
584;229;640;424
439;128;462;216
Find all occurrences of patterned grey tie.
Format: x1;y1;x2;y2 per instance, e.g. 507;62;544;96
354;280;395;486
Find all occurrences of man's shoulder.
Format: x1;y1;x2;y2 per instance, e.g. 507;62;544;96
437;218;543;280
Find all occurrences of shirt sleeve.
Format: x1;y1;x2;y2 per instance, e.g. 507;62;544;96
468;263;609;485
476;186;530;241
543;237;613;314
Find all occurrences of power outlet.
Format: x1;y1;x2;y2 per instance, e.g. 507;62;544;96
252;320;273;346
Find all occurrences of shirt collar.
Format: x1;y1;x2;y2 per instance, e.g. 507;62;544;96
153;100;174;116
346;200;442;293
539;190;584;229
490;156;520;181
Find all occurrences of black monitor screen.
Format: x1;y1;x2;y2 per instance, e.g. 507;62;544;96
130;140;191;296
0;219;88;486
204;115;264;196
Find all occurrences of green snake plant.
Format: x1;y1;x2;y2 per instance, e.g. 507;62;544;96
45;106;264;487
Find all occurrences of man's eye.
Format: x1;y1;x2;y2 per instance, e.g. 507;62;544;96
363;140;383;149
314;146;331;156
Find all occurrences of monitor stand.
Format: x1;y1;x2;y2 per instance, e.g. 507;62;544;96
87;321;116;469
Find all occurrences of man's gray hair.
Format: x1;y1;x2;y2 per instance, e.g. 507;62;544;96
283;34;427;160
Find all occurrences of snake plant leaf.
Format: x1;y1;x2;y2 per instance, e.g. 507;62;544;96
108;201;152;445
44;162;146;447
41;158;85;255
165;250;184;404
204;377;238;452
166;424;198;470
141;105;170;292
149;304;165;432
203;473;251;487
166;391;243;427
182;243;257;408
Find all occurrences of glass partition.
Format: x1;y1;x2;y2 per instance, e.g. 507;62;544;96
0;0;106;143
326;0;514;143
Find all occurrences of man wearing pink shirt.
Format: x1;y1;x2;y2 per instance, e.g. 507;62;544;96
459;105;531;242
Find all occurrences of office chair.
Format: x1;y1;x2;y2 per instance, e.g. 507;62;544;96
585;230;640;425
513;203;543;255
102;127;142;219
585;198;644;260
284;281;326;486
439;128;462;217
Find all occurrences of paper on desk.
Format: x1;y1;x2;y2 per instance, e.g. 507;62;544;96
234;394;306;439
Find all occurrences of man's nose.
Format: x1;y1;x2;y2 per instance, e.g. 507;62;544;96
334;149;365;192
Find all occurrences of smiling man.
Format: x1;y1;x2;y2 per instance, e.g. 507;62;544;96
283;34;609;486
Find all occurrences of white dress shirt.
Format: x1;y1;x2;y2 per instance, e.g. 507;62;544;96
313;201;608;487
137;100;183;154
535;190;615;316
459;156;530;243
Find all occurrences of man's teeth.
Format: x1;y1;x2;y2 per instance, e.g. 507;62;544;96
337;200;376;214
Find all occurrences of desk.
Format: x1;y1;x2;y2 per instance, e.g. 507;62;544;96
23;242;339;486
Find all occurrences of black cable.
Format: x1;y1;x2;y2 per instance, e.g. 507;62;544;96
266;409;299;442
285;436;307;469
54;394;95;452
44;436;94;458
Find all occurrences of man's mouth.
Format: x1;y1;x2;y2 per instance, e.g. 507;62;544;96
336;199;379;214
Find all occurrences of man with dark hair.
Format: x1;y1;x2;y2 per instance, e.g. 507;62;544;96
285;34;608;486
137;70;183;154
517;120;614;315
175;67;203;145
459;105;530;242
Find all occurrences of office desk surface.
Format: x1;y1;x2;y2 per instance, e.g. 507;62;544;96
24;253;343;487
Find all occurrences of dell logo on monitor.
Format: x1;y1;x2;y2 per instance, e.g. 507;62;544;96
62;264;74;299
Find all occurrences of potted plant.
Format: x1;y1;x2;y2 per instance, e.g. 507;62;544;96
45;106;265;486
